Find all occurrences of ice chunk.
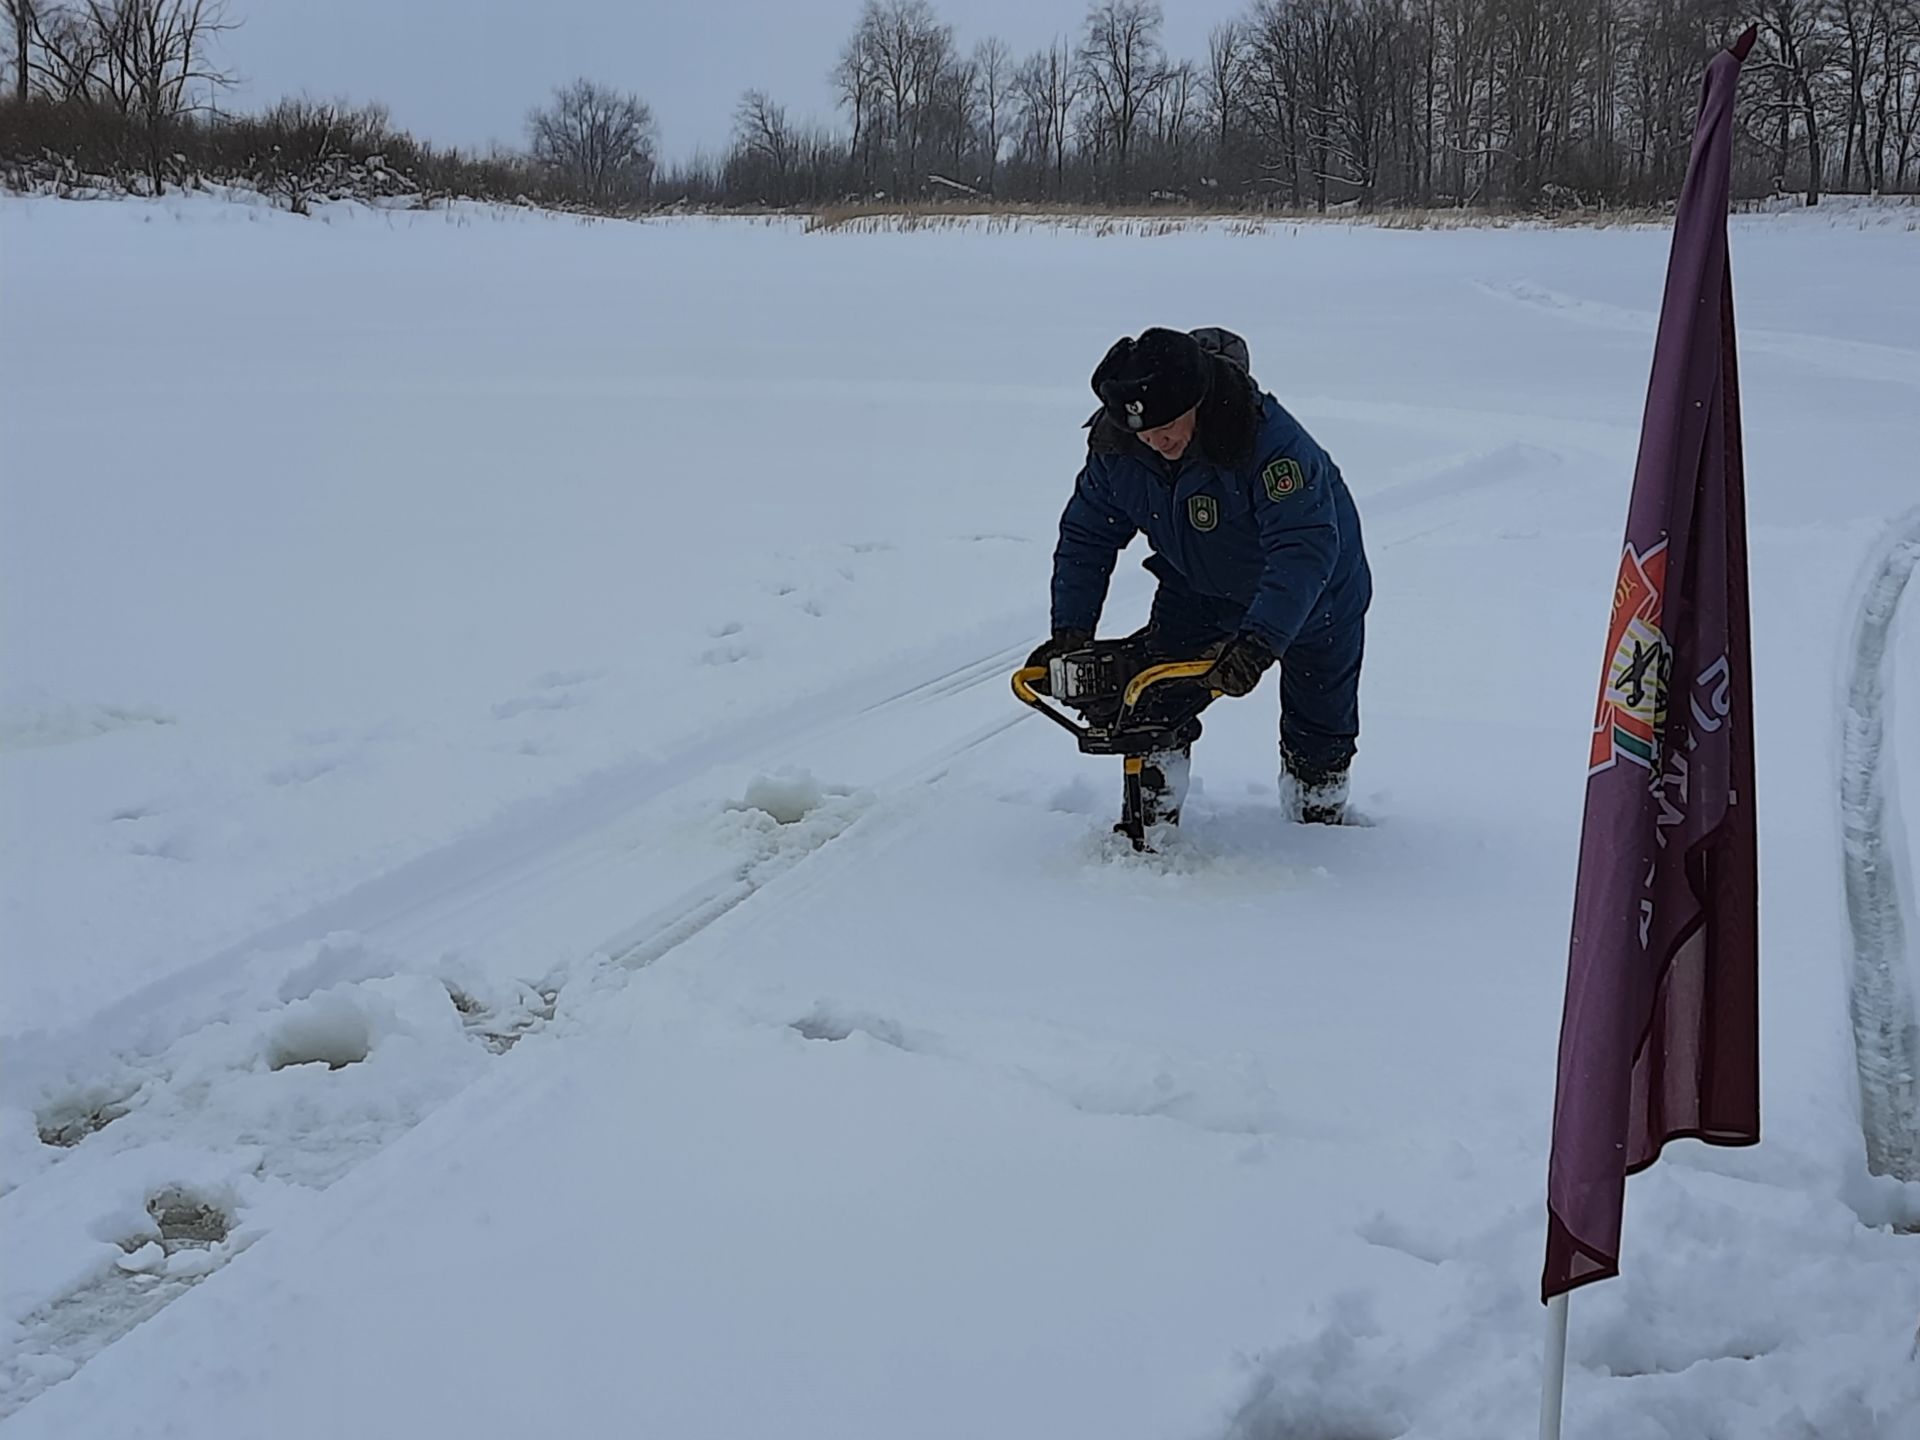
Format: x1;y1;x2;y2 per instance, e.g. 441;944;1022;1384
736;770;827;826
115;1244;165;1275
264;991;374;1071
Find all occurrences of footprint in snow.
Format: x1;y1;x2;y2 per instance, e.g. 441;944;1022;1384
491;691;585;720
1356;1211;1453;1266
266;753;346;787
492;668;604;719
125;832;192;862
35;1082;142;1148
789;1008;913;1051
135;1186;234;1255
529;668;603;690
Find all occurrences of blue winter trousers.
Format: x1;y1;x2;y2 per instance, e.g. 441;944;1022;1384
1140;555;1365;780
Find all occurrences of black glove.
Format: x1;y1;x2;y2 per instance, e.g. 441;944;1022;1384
1025;629;1091;694
1205;632;1274;698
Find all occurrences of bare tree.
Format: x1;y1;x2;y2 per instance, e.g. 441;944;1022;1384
1833;0;1878;189
1246;0;1310;206
1834;0;1919;192
1329;0;1398;207
59;0;235;192
1079;0;1167;189
1755;0;1842;202
832;22;881;189
927;52;977;174
1202;19;1252;172
973;35;1013;192
527;78;655;208
14;0;101;103
1152;58;1196;148
733;87;796;193
1014;36;1083;196
1890;0;1920;187
6;0;31;100
855;0;952;192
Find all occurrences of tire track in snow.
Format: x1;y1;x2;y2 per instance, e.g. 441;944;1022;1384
1840;506;1920;1181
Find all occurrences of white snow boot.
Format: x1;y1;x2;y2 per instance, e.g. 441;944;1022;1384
1141;747;1191;826
1116;746;1191;839
1281;760;1349;825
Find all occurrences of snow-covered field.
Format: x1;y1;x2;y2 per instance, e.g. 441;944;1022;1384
2;192;1918;1437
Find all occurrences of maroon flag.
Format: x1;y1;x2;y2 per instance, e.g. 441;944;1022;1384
1543;28;1761;1302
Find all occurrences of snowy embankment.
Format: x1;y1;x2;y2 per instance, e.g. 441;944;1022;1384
1;193;1917;1436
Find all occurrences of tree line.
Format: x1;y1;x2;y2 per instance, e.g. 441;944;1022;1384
695;0;1920;207
5;0;1917;215
0;0;667;211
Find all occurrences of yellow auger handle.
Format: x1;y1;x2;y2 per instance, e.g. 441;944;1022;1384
1011;665;1049;704
1121;660;1221;712
1012;659;1220;739
1011;664;1101;742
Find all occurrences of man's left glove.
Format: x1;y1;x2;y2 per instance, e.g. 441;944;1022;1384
1024;629;1092;695
1204;632;1275;698
1026;629;1091;671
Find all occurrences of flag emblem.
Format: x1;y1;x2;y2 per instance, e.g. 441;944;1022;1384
1590;540;1671;774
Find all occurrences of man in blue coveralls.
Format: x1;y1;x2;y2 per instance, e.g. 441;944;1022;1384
1028;327;1372;827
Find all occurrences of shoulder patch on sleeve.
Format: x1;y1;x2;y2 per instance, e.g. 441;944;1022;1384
1262;456;1305;501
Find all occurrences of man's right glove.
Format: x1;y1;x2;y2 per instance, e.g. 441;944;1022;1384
1204;632;1275;698
1024;629;1092;694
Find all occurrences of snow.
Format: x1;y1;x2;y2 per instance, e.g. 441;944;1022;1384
2;191;1918;1435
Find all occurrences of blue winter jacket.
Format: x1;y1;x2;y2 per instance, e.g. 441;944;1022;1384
1050;356;1371;655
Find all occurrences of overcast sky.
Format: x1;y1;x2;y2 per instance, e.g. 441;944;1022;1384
215;1;1249;160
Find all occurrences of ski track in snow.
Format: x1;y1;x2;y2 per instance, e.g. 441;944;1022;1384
0;635;1035;1416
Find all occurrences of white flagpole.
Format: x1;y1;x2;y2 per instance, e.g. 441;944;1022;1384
1540;1294;1570;1440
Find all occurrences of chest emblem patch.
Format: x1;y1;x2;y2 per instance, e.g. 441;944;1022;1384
1262;457;1305;501
1188;494;1219;532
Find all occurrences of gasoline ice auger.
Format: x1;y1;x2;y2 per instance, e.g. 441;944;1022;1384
1012;640;1221;851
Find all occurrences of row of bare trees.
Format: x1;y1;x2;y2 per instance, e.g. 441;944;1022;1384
682;0;1920;208
6;0;1918;212
4;0;233;194
1;0;658;209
